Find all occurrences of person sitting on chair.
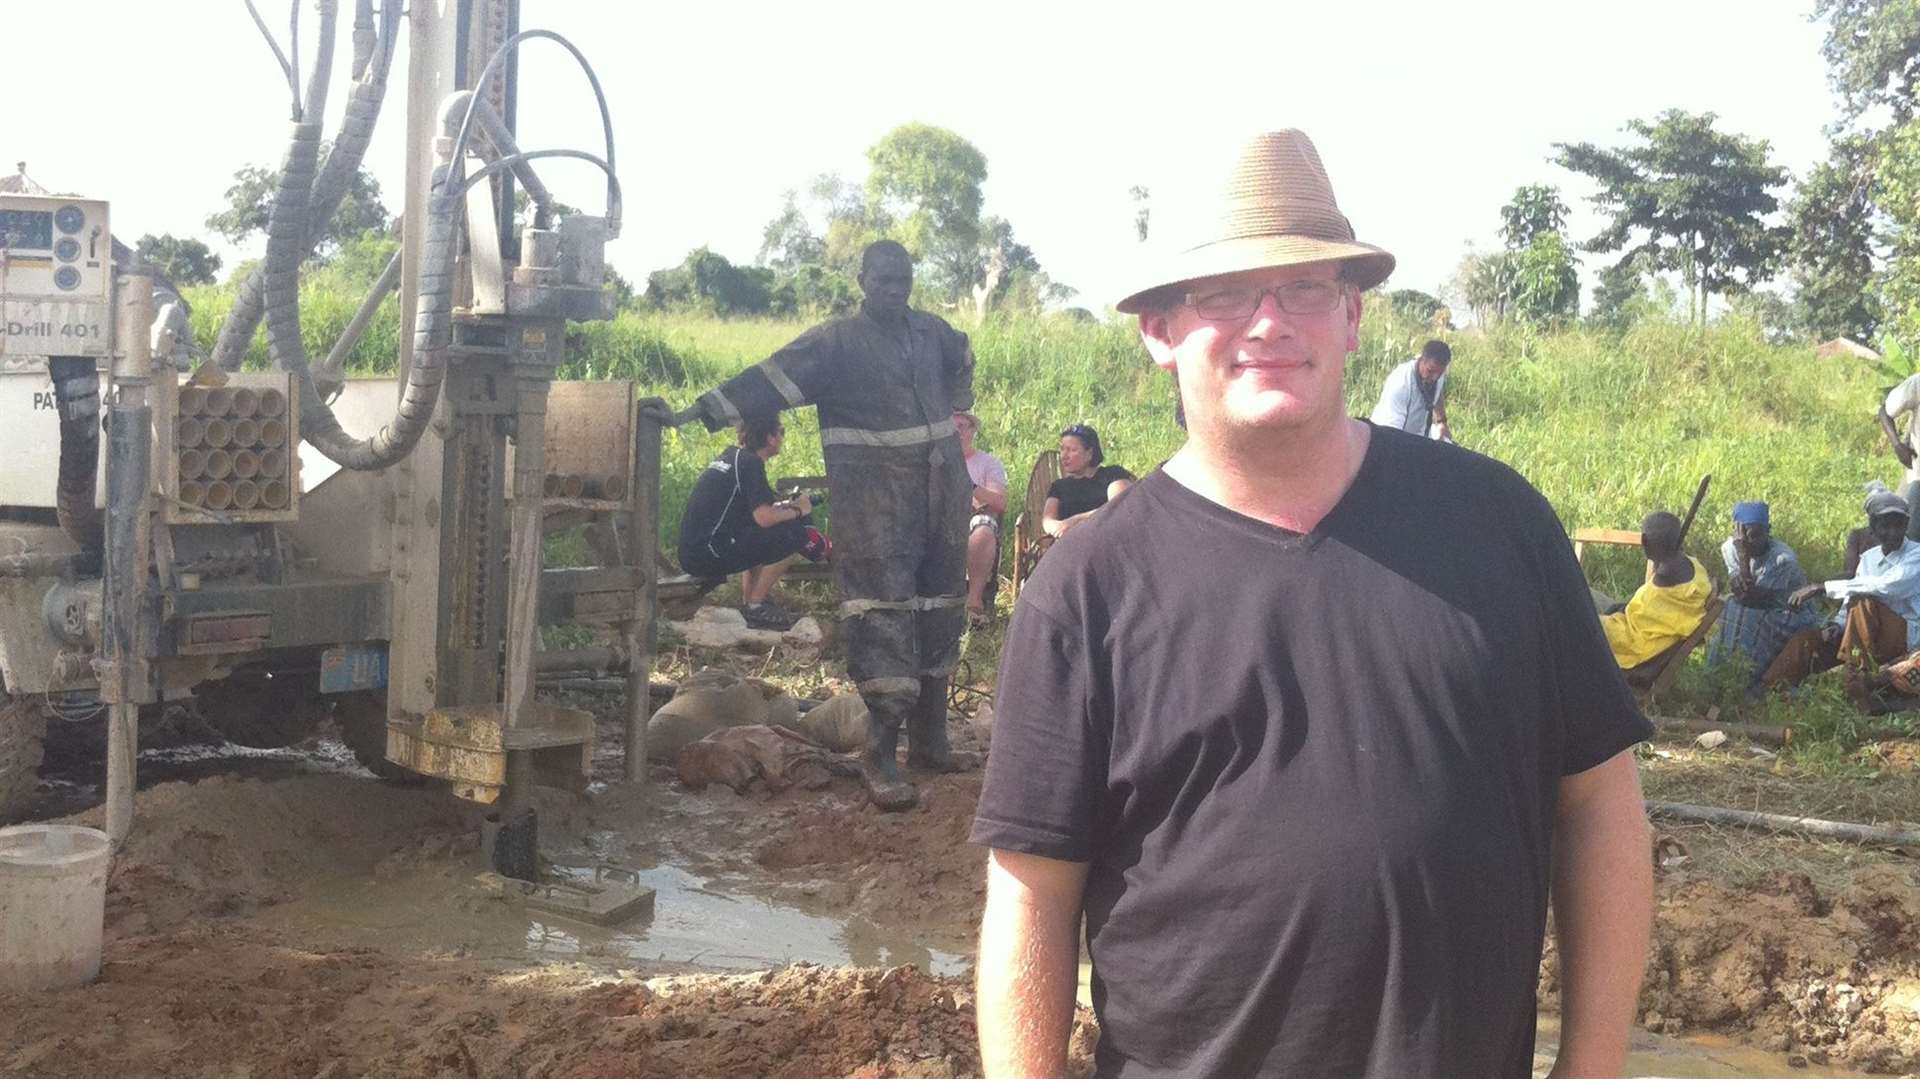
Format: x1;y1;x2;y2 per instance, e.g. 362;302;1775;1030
1597;511;1711;671
1042;424;1133;542
955;411;1007;627
676;414;829;630
1765;484;1920;687
1705;501;1820;681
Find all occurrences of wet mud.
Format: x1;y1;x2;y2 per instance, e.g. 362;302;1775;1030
5;702;1920;1076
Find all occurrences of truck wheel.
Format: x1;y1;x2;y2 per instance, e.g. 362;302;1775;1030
194;668;325;748
0;695;50;824
333;691;420;784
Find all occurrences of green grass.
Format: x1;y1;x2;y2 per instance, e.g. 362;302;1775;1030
181;284;1914;763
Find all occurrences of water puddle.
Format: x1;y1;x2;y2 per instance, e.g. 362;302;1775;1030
254;844;968;977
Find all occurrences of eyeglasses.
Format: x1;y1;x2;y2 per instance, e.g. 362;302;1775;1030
1184;279;1345;320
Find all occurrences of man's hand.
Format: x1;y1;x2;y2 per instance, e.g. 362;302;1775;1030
790;491;813;517
1788;583;1825;608
639;400;705;428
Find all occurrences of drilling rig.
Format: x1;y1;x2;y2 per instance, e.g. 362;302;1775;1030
0;0;659;879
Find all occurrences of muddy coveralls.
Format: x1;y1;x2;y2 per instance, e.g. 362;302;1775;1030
690;307;974;808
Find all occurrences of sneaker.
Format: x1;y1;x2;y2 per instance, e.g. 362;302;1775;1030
741;601;797;631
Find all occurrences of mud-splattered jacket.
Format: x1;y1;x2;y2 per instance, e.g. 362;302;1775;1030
691;307;974;456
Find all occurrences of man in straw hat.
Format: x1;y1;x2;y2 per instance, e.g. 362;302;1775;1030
971;130;1652;1076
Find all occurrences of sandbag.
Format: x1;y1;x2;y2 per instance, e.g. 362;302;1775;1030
796;692;868;753
646;671;774;761
676;725;857;794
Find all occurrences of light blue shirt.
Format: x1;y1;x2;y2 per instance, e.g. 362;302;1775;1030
1370;358;1447;435
1826;538;1920;649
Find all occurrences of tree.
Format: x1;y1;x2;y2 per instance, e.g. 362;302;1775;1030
758;190;826;271
1786;135;1884;343
1816;0;1920;124
205;148;390;254
1499;184;1570;251
1554;110;1788;324
1505;233;1581;326
643;247;775;316
1130;185;1151;243
133;233;221;286
863;124;988;298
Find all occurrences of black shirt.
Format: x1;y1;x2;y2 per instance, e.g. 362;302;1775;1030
677;446;775;560
1047;465;1135;520
972;427;1649;1078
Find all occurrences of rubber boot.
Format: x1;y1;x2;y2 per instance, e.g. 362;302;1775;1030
860;713;919;812
906;675;980;773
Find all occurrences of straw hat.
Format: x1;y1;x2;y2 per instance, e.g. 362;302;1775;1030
1115;129;1396;314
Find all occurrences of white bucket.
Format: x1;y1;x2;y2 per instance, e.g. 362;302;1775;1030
0;824;110;992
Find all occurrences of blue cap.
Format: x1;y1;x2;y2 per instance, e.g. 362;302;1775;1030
1731;501;1769;526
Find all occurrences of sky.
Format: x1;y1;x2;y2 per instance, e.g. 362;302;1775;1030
8;1;1841;313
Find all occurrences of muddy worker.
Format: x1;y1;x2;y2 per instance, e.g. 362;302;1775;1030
1369;337;1452;440
656;240;974;811
1766;484;1920;686
971;129;1652;1077
1595;511;1712;671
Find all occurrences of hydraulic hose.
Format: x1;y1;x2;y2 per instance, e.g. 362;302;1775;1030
261;119;459;471
49;357;102;555
451;91;556;228
213;0;399;372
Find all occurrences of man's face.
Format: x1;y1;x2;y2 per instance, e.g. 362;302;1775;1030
954;414;977;454
1874;512;1909;552
859;254;913;318
1736;522;1771;557
1139;263;1361;437
1416;356;1448;385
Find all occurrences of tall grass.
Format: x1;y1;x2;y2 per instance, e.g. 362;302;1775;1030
180;286;1895;596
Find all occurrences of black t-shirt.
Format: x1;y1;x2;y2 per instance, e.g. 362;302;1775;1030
677;446;775;559
1048;464;1135;520
972;427;1649;1078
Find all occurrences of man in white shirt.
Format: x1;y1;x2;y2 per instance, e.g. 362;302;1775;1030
1370;339;1452;440
1879;374;1920;538
956;411;1007;625
1767;486;1920;685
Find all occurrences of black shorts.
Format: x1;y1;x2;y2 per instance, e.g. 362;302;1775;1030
680;518;811;580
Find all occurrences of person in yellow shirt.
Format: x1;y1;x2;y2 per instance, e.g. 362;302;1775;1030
1599;512;1712;669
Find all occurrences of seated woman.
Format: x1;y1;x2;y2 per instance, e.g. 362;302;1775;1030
676;415;828;630
1705;501;1820;681
1042;424;1134;542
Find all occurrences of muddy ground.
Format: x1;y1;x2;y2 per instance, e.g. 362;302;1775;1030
4;679;1920;1076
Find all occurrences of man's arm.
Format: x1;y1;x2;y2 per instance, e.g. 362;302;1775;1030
977;849;1089;1079
1547;749;1652;1079
1882;405;1915;469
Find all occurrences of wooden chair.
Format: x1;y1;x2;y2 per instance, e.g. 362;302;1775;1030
1011;450;1060;603
1624;595;1724;704
1572;527;1722;703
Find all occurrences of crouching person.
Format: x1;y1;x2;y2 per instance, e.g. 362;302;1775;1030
676;415;828;630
